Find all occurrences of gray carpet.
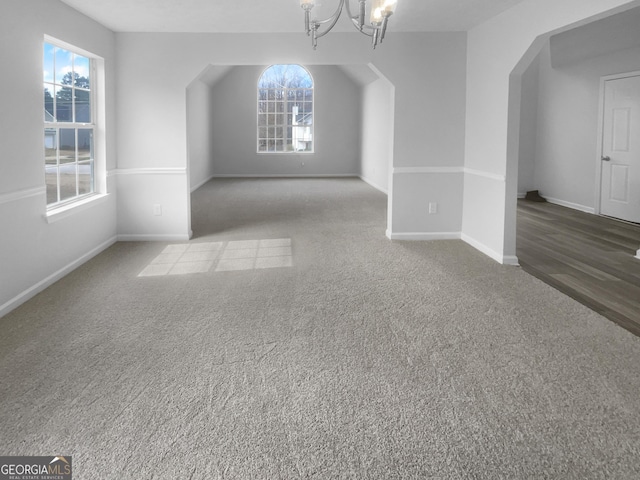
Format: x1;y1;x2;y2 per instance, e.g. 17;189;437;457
1;178;640;479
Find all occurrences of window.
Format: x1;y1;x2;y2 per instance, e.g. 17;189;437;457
43;41;95;207
258;64;313;153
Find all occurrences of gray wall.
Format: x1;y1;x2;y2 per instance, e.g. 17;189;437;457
210;65;361;176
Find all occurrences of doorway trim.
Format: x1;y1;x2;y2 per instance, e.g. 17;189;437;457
595;70;640;216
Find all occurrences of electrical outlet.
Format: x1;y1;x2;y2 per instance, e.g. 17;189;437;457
429;202;438;214
153;204;162;216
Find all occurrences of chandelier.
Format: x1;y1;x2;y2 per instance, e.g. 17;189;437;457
300;0;398;49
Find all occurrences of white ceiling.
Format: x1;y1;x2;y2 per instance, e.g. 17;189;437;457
59;0;527;33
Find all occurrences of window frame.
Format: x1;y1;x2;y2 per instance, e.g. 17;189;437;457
43;38;98;211
257;65;314;154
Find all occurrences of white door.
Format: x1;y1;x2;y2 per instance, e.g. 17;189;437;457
600;74;640;223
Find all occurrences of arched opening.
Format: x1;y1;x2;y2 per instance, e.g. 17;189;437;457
185;63;395;239
506;5;640;263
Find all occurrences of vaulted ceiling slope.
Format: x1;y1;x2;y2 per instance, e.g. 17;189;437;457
550;6;640;67
59;0;526;33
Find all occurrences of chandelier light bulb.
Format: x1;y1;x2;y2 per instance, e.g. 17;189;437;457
370;0;385;24
383;0;398;13
371;8;383;25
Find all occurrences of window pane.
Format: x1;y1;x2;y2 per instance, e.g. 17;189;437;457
55;85;73;122
43;43;55;83
74;54;90;89
44;84;55;121
55;47;73;85
44;128;58;166
46;166;58;204
78;161;93;195
75;89;91;123
78;129;92;161
59;163;77;202
59;128;76;164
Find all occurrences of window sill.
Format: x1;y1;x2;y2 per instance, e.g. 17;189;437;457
257;151;315;155
45;193;110;224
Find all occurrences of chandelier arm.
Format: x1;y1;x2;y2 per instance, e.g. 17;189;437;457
379;14;389;41
312;0;345;38
344;0;376;37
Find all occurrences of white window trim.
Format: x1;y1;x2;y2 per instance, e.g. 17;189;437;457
45;193;110;224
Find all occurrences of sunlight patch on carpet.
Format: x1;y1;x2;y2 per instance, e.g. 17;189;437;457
138;239;293;277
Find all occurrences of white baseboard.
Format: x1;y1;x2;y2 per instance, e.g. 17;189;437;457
517;192;526;199
0;236;118;318
461;233;520;266
117;234;192;242
386;230;461;241
359;175;388;195
194;174;359;191
544;196;595;214
211;174;358;178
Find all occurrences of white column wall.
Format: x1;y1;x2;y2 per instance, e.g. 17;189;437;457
360;75;394;194
187;79;215;191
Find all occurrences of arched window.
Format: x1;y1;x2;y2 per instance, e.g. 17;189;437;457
258;64;313;153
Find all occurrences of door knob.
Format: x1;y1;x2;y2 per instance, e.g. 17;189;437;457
601;156;611;161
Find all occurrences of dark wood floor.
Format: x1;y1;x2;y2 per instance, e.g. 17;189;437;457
516;199;640;337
